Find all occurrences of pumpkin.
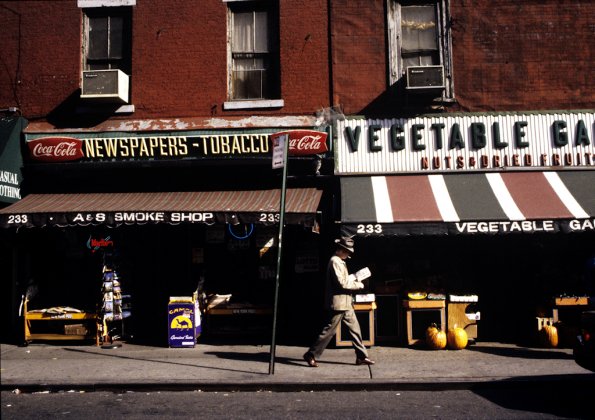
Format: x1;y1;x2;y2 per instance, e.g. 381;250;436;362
426;324;447;350
425;323;439;338
540;324;559;348
447;327;468;350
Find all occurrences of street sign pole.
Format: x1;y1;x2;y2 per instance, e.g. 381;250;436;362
269;134;289;375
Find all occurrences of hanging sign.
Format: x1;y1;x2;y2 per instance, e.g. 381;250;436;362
272;133;287;169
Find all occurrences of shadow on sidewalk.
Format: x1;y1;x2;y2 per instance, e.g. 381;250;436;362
62;347;267;376
466;345;574;360
202;350;354;367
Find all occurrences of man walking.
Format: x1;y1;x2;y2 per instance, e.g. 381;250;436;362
303;237;375;367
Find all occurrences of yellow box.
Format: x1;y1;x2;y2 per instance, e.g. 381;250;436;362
555;297;588;306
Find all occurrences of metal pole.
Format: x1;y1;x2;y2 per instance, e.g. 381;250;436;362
269;135;289;375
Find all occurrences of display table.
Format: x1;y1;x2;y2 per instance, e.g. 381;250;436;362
204;305;272;336
335;302;376;347
552;297;589;324
403;299;445;346
23;299;98;345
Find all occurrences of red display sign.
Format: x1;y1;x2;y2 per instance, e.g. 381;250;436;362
28;137;84;162
272;130;328;156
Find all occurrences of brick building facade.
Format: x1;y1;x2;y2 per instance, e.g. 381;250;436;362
1;1;594;345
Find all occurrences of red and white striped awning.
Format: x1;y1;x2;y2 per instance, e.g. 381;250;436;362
340;171;595;235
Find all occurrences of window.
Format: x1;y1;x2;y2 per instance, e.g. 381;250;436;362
401;4;439;68
388;0;453;98
83;8;131;73
226;1;280;106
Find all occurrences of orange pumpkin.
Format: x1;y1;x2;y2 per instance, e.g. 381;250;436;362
426;325;447;350
425;324;439;339
540;324;559;348
447;327;468;350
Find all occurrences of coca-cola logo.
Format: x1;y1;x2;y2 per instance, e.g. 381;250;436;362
271;130;329;156
28;137;84;162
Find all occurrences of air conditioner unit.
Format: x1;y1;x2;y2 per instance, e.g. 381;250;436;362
406;65;445;92
81;69;129;103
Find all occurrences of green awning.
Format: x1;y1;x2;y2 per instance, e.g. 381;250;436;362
0;116;27;205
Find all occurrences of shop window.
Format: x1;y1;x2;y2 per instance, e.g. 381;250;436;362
387;0;454;98
224;1;283;110
83;7;132;73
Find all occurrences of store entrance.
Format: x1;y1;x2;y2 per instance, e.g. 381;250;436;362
351;232;594;344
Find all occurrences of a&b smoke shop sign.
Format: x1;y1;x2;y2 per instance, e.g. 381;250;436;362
335;111;594;174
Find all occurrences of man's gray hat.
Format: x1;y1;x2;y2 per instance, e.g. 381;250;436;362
335;237;355;253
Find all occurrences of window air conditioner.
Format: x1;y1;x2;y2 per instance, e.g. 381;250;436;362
406;65;445;92
81;69;129;103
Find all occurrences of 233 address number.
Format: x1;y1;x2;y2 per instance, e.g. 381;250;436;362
7;214;28;224
356;224;382;234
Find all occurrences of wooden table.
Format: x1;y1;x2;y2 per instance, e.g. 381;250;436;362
403;299;446;346
204;306;273;336
335;302;376;347
552;297;589;323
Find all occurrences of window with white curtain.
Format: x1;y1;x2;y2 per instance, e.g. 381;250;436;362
401;5;439;68
387;0;453;98
228;1;280;102
83;7;131;73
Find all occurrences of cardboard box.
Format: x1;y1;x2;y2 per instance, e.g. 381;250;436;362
64;324;89;335
355;293;376;303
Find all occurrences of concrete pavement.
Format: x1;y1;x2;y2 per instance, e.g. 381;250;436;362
1;341;594;392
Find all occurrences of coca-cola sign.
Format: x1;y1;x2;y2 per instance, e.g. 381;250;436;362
28;137;84;162
271;130;328;156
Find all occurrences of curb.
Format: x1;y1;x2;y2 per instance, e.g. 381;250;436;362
3;375;594;394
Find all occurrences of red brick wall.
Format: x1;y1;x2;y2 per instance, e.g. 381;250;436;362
330;0;387;114
0;0;329;122
451;0;595;112
330;0;595;114
0;2;81;119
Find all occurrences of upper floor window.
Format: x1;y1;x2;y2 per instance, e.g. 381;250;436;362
226;1;281;107
401;4;439;68
83;7;132;73
388;0;453;98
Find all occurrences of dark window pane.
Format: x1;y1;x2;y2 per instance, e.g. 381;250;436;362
109;16;123;59
88;16;108;60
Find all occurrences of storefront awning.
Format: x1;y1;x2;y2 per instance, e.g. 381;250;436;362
340;171;595;236
0;188;322;228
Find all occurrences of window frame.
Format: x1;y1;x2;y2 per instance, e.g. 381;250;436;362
82;7;132;73
387;0;454;99
224;0;283;109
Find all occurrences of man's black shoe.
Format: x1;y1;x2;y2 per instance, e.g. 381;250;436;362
303;352;319;367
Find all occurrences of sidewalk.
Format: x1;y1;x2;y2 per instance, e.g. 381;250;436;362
1;341;594;392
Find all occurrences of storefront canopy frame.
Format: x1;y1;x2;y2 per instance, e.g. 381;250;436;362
0;188;322;228
339;171;595;236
